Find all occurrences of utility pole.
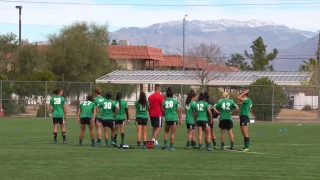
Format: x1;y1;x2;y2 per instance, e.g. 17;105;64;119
16;6;22;45
181;14;187;105
317;31;320;123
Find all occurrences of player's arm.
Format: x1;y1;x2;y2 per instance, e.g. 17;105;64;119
113;104;119;117
207;107;213;123
213;103;220;114
92;106;96;122
63;99;68;120
77;105;81;124
238;90;249;102
177;105;182;125
96;103;102;115
49;99;53;112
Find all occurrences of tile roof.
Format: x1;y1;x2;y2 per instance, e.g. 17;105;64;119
107;46;164;61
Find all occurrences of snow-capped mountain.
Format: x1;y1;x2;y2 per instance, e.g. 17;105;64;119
110;19;318;70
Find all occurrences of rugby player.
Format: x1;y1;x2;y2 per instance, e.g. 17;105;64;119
237;90;252;152
195;93;213;151
97;92;119;147
213;92;238;150
204;92;218;149
135;92;149;149
77;95;96;146
161;87;182;151
93;88;104;145
148;84;164;147
114;92;129;146
49;88;68;144
185;90;197;149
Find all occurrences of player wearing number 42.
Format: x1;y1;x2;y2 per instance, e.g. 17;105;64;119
213;92;238;150
77;95;96;146
49;88;68;144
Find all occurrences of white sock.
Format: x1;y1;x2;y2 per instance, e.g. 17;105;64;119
152;138;155;142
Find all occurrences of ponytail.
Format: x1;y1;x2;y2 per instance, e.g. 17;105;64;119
116;92;122;109
199;92;205;101
186;90;196;106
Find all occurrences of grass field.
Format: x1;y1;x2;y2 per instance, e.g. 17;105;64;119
0;118;319;180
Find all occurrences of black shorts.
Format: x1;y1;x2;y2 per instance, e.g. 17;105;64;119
165;121;178;126
150;116;162;127
240;115;250;126
95;118;102;123
115;120;125;125
186;124;196;130
136;117;148;126
196;121;209;129
219;120;233;130
101;120;116;129
81;117;92;125
52;117;64;124
208;119;214;129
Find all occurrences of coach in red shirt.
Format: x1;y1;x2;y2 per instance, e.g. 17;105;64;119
148;85;164;147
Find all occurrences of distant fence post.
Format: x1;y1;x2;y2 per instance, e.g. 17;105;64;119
45;81;48;118
272;85;275;123
0;80;2;119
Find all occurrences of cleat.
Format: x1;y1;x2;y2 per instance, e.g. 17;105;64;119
95;142;101;146
169;147;176;151
228;147;234;150
213;146;219;149
91;143;96;147
221;147;225;150
111;142;117;147
106;144;109;148
239;148;250;152
138;145;142;149
143;145;147;149
206;147;213;151
63;140;68;144
193;146;199;149
198;147;202;151
53;140;57;144
78;144;82;146
185;146;190;150
161;146;168;150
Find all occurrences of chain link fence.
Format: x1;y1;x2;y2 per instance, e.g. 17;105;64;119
0;81;319;123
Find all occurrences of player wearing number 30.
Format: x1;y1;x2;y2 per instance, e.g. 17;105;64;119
49;88;68;144
161;87;182;151
213;92;238;150
77;95;96;146
96;92;119;147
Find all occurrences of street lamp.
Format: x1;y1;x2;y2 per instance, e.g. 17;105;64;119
15;6;22;45
182;14;188;70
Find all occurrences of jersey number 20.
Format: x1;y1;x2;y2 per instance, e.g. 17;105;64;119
165;101;173;108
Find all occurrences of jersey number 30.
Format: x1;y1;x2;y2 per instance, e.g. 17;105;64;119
104;102;112;109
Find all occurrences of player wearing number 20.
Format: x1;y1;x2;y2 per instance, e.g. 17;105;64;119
161;87;182;151
213;92;238;150
49;88;68;144
77;95;96;146
97;92;119;147
195;93;214;151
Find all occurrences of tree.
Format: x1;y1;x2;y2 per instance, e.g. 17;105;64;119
244;37;278;71
0;33;19;78
45;22;119;104
187;43;225;91
299;58;318;93
111;39;117;45
249;77;287;121
225;53;251;70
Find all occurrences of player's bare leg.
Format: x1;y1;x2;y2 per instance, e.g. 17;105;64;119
95;121;102;145
228;129;235;150
162;125;170;149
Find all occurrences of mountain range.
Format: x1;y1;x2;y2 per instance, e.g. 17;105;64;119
110;19;319;70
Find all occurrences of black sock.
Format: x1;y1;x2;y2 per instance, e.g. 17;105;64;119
244;137;250;148
213;139;217;146
137;141;141;146
143;141;147;146
53;133;57;141
62;132;66;141
114;134;117;144
121;133;125;144
97;139;101;143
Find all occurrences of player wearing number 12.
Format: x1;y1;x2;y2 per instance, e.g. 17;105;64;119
195;93;213;151
49;88;68;144
213;92;238;150
77;95;96;146
161;87;182;151
97;92;119;147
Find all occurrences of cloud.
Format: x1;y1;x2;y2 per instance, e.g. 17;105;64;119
0;0;319;31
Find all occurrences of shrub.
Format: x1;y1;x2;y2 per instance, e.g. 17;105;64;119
36;104;50;117
301;105;312;111
249;77;287;121
2;101;26;115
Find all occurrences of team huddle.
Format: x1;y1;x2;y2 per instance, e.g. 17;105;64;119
49;85;252;151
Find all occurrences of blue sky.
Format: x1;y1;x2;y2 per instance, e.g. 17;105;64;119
0;0;319;42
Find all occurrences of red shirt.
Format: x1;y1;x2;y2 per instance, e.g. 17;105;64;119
148;92;164;117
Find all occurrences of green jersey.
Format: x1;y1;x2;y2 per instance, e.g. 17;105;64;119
99;99;116;120
94;95;104;119
135;101;149;118
80;101;95;118
240;98;252;118
50;95;66;118
195;101;209;121
115;100;128;120
185;100;196;124
214;99;238;121
162;98;179;121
